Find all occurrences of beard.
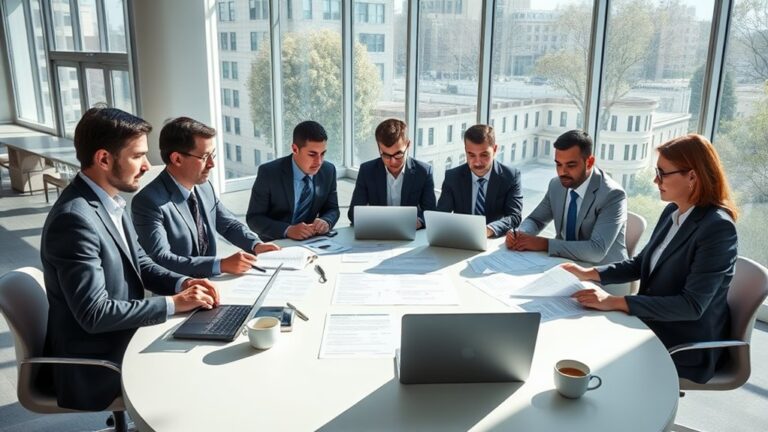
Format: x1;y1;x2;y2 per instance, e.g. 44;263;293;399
109;162;143;193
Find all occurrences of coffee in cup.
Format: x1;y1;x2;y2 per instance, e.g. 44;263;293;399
246;316;280;350
554;359;602;399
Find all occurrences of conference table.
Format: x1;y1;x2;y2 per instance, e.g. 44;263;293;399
1;135;78;193
122;228;679;431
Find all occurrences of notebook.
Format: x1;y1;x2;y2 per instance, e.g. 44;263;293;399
172;265;283;341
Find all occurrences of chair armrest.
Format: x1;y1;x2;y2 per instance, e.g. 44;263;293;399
21;357;122;374
668;340;748;356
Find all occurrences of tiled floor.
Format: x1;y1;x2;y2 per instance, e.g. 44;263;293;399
0;172;766;431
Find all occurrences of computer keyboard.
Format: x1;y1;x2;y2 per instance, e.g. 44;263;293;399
203;305;251;335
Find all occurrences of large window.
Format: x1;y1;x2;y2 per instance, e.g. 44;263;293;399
714;0;768;270
3;0;133;135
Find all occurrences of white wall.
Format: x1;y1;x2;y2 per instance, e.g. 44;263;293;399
131;0;219;169
0;18;15;123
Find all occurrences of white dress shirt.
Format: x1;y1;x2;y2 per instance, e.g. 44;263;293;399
649;206;695;273
385;164;405;206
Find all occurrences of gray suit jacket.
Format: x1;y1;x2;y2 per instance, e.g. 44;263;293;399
246;155;340;241
41;175;183;410
131;169;262;277
597;204;737;384
519;167;627;265
437;160;523;236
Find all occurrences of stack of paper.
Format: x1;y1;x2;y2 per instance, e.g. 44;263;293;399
256;246;317;270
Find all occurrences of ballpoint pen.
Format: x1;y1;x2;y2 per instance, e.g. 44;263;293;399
287;302;309;321
251;264;267;273
314;264;327;283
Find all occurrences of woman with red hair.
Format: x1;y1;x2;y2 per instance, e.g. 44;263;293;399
563;133;738;384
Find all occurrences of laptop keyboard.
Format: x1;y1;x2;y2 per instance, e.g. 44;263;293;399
204;305;251;335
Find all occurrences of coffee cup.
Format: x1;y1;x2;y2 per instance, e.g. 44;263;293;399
246;316;280;349
554;359;602;399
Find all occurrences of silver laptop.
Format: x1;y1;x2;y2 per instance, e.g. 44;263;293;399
397;312;541;384
354;206;417;240
424;210;488;251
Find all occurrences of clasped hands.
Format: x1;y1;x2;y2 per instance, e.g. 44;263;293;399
286;218;330;240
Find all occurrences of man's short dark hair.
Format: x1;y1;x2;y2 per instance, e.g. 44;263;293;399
464;124;495;147
159;117;217;164
74;107;152;169
293;120;328;148
375;119;408;148
553;129;593;158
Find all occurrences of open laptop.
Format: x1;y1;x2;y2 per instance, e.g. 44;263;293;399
397;312;541;384
354;206;417;240
424;210;488;251
173;264;283;342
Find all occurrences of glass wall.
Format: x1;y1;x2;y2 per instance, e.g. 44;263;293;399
714;0;768;266
594;0;716;245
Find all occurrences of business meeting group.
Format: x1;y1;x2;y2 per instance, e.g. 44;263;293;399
14;105;744;429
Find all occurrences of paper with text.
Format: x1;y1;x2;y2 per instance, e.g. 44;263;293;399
332;273;458;305
319;314;396;358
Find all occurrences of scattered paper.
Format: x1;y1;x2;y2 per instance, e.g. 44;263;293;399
511;266;583;297
301;237;351;255
256;246;317;270
226;271;315;305
512;296;587;322
468;249;562;274
319;314;396;358
332;273;458;305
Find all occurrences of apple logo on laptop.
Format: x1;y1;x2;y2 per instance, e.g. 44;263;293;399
461;347;476;360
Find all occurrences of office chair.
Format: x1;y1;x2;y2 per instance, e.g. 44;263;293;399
669;256;768;393
0;152;10;190
0;267;129;432
626;211;647;294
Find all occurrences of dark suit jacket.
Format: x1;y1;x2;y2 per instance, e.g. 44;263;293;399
40;175;183;410
348;157;436;226
597;204;738;383
131;169;262;277
437;160;523;236
246;155;340;241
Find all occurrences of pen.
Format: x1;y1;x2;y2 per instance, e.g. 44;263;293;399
314;264;327;283
251;264;267;273
287;302;309;321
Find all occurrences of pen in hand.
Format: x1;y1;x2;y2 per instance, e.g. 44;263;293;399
251;264;267;273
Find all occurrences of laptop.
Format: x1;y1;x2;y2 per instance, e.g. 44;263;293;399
424;210;488;251
173;264;283;341
397;312;541;384
354;206;417;240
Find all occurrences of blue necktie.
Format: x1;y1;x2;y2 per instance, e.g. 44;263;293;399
474;178;486;216
566;190;579;241
293;175;313;224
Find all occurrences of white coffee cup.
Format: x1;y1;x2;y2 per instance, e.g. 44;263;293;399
554;359;602;399
246;316;280;350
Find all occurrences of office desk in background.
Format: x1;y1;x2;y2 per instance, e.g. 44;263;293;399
122;228;679;432
1;136;78;193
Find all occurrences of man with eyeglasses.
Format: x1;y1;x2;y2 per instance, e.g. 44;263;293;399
132;117;279;278
438;124;523;238
506;129;627;266
348;118;436;228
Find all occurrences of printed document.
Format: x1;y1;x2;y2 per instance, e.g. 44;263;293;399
332;273;458;305
256;247;316;270
319;314;396;358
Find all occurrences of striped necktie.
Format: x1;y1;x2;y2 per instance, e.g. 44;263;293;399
293;175;313;224
474;177;486;216
187;191;209;256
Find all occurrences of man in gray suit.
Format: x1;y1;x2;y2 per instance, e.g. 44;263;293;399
246;120;340;241
132;117;279;277
41;108;219;411
506;129;627;265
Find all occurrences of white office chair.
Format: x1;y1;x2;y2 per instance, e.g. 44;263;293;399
0;267;129;431
669;256;768;393
626;211;647;294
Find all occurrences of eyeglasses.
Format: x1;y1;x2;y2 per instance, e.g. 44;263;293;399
179;151;216;163
380;151;406;161
654;167;690;182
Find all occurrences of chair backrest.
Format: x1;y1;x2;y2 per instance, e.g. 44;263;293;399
0;267;48;364
728;256;768;344
625;211;647;257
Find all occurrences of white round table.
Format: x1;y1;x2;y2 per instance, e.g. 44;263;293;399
122;228;679;431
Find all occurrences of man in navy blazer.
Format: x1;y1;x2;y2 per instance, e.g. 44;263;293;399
41;108;219;411
348;118;436;227
437;124;522;237
132;117;279;278
247;121;340;241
